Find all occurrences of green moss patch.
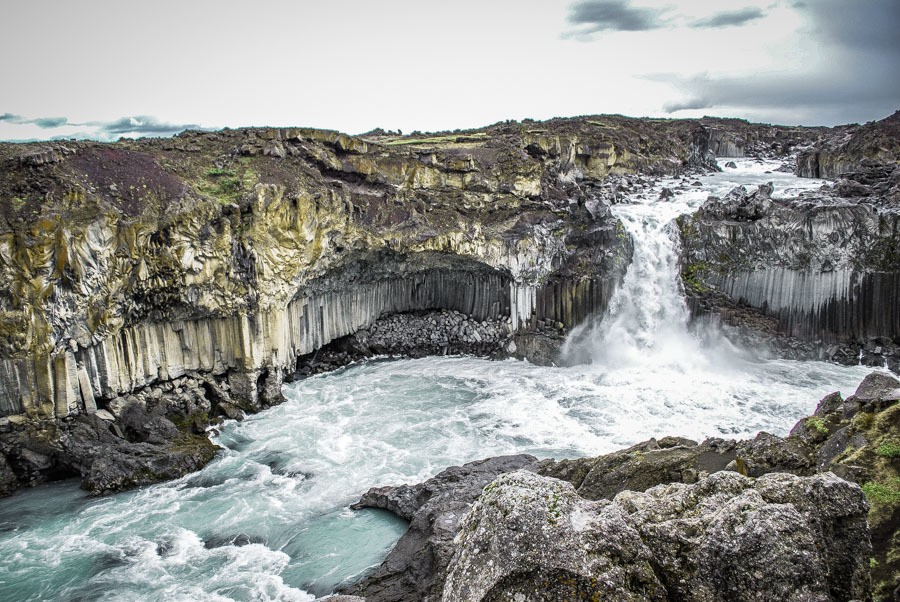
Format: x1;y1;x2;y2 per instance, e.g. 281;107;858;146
862;480;900;506
876;440;900;458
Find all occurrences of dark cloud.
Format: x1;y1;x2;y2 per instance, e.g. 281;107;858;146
32;117;69;128
91;116;201;136
656;67;900;124
0;113;204;141
0;113;69;128
797;0;900;55
690;7;764;28
654;0;900;125
567;0;664;32
662;97;713;113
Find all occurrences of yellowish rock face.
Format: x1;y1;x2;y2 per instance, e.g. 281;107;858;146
0;116;722;415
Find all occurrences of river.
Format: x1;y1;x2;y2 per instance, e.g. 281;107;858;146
0;159;879;601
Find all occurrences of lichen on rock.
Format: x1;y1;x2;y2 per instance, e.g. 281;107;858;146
441;469;870;602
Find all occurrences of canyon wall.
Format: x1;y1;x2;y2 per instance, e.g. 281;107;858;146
1;111;897;494
679;155;900;365
1;115;715;421
796;110;900;178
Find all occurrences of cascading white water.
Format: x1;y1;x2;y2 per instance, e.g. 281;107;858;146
564;158;825;369
563;194;700;367
0;159;883;602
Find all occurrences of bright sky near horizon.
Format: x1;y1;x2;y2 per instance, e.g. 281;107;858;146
1;0;898;141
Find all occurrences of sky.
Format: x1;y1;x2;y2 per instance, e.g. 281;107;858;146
1;0;898;141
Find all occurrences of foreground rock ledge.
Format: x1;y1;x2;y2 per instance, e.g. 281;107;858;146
445;470;869;602
348;371;900;601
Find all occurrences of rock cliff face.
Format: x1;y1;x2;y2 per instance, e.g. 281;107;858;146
0;112;898;495
0;116;724;493
797;110;900;178
678;114;900;367
701;116;833;159
445;470;869;602
1;117;725;421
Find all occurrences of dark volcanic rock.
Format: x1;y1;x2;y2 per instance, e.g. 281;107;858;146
696;183;773;222
442;470;870;602
348;371;898;600
61;414;219;495
346;454;539;602
796;110;900;179
678;165;900;363
0;375;222;495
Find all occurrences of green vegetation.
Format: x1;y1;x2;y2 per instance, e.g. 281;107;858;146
876;440;900;458
806;416;829;435
384;132;488;147
200;165;256;204
861;480;900;506
681;262;708;293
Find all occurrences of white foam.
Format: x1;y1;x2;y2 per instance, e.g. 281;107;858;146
0;157;872;601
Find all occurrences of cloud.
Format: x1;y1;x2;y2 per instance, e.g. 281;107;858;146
89;115;202;137
32;117;69;128
0;113;204;141
566;0;665;33
690;7;765;28
797;0;900;55
656;68;900;124
565;1;769;36
662;97;713;113
653;0;900;125
0;113;69;128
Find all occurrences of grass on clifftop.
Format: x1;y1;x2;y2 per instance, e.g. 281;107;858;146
199;166;256;204
383;132;489;147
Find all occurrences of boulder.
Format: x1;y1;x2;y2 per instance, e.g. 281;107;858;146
443;470;871;601
346;455;538;602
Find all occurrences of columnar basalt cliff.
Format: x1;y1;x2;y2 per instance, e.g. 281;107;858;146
0;116;723;492
0;112;898;495
678;117;900;367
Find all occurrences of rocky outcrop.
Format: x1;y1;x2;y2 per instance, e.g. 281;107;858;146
347;455;539;602
678;168;900;368
443;470;869;602
540;370;900;600
797;110;900;178
348;371;899;600
0;372;221;495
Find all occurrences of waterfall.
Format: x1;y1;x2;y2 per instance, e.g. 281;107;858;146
558;159;820;369
562;191;706;368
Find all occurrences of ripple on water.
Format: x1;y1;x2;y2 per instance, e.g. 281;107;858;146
0;159;877;601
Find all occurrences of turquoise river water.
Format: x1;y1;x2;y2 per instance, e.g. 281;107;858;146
0;159;883;601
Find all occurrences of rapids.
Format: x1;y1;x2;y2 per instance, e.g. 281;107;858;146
0;159;881;601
